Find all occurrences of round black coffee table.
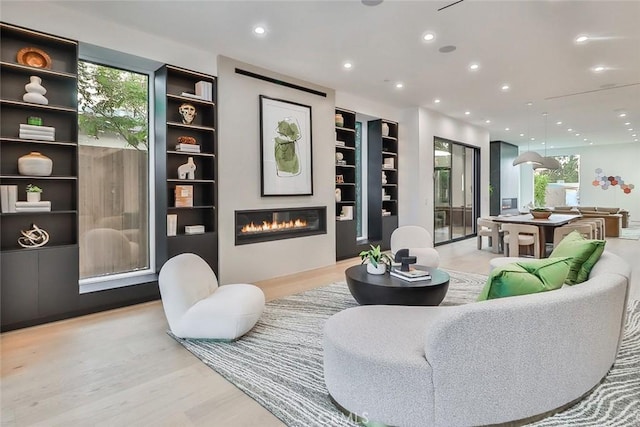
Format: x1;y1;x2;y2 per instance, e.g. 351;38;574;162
345;265;450;306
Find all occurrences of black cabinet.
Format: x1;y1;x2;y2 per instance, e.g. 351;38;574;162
0;23;80;330
155;65;218;274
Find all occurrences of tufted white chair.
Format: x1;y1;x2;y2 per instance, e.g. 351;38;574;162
390;225;440;268
159;253;265;340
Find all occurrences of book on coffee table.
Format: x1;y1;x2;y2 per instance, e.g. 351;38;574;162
390;268;431;282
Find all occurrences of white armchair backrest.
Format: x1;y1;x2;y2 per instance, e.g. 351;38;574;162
158;253;219;329
391;225;434;252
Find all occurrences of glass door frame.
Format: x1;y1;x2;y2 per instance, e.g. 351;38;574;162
433;137;480;246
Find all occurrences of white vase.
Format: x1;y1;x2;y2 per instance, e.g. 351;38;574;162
27;192;41;202
18;152;53;176
335;188;341;202
23;76;49;105
381;122;390;137
335;114;344;127
367;262;386;275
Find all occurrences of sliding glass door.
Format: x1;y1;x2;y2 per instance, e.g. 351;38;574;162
434;138;479;245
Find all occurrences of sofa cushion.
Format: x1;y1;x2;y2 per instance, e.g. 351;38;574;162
477;257;571;301
549;230;605;285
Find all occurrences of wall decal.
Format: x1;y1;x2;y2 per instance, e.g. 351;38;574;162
593;168;634;194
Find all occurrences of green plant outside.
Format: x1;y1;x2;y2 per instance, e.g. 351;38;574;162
534;174;549;207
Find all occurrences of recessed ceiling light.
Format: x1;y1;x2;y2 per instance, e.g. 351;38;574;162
485;119;491;124
541;142;546;145
530;137;535;141
439;45;457;53
550;145;554;148
575;133;580;136
464;111;471;115
589;142;594;145
567;128;573;132
624;122;631;125
505;127;510;131
423;32;435;41
619;113;627;117
469;63;479;71
434;98;441;103
501;84;510;91
575;35;589;43
635;139;639;142
593;66;606;72
395;82;404;89
632;134;637;137
526;101;533;106
343;62;353;69
520;133;525;137
556;121;563;125
629;128;634;131
253;26;266;35
584;138;588;141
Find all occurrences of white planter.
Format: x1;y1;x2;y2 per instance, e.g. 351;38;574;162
27;192;41;202
366;262;386;275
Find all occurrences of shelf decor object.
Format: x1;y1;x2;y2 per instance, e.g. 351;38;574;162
16;46;52;69
17;223;49;248
18;151;52;176
25;184;42;202
23;75;48;105
260;95;313;196
177;157;196;180
178;103;197;125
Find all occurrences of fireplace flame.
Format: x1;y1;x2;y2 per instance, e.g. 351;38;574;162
241;218;308;233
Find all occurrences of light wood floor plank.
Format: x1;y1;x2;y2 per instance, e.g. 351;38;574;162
2;234;638;426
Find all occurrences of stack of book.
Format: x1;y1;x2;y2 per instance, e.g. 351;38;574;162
19;124;55;141
336;160;347;166
0;185;18;213
390;267;431;282
335;140;346;147
195;81;213;101
175;143;201;153
15;201;51;212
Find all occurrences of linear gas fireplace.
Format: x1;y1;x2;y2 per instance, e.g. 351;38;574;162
235;207;327;245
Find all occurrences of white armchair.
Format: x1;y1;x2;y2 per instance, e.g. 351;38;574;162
158;253;265;340
390;225;440;268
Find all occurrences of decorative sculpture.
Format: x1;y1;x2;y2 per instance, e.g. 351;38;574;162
178;157;196;180
178;103;197;125
18;223;49;248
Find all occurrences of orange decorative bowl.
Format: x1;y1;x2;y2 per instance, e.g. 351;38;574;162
530;209;552;219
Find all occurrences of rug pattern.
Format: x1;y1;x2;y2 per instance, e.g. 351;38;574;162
173;270;640;427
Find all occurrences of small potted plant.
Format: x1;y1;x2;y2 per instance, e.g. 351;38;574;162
359;244;392;275
26;184;43;202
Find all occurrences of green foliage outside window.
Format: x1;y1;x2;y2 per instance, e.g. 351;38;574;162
78;61;148;150
534;174;549;207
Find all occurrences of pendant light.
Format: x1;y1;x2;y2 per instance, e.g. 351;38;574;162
513;103;543;166
534;113;561;170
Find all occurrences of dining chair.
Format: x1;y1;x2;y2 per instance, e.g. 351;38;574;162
501;223;540;258
477;218;502;254
553;224;595;247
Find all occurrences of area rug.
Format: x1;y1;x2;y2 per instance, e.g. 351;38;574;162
171;270;640;427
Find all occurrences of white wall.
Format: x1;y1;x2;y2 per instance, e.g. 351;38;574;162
217;56;336;284
529;143;640;219
1;2;216;74
412;108;491;236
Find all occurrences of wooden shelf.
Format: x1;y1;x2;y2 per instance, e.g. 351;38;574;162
0;61;77;79
336;145;356;150
336;200;356;204
167;205;215;210
168;231;216;238
167;93;215;106
0;99;77;113
0;175;77;180
1;210;77;217
335;164;355;168
382;135;398;141
166;64;215;80
337;182;356;186
382;151;397;156
0;137;77;146
335;126;355;133
166;121;215;132
167;179;215;184
166;150;214;157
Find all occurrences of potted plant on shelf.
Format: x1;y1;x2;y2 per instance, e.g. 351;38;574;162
359;244;392;275
26;184;43;202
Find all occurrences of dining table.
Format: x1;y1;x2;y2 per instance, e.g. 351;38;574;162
491;213;582;258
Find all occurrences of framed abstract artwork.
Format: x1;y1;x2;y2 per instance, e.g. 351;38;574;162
260;95;313;196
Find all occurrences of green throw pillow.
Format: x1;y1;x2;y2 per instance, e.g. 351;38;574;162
549;230;605;285
477;257;571;301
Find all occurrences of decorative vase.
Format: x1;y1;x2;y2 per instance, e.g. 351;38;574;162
23;76;49;105
367;262;386;275
335;188;341;202
18;151;53;176
27;192;41;202
178;103;197;125
530;209;552;219
335;114;344;127
381;122;390;137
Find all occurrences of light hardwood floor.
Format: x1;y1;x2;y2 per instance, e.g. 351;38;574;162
2;234;638;426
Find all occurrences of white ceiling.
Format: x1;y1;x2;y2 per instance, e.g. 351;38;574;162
55;0;640;150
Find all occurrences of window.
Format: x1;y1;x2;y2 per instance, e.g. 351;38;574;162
534;155;580;206
77;58;154;289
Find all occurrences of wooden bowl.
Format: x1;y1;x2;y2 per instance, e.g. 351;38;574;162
17;47;52;69
530;210;552;219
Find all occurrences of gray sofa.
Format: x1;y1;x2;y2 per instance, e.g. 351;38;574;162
323;251;631;426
